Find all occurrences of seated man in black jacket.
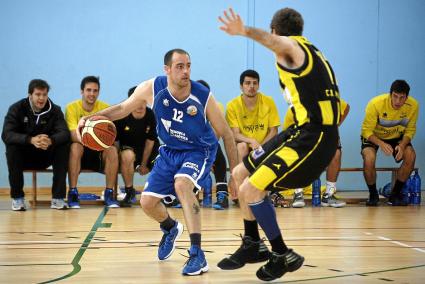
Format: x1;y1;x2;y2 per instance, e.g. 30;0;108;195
2;79;70;211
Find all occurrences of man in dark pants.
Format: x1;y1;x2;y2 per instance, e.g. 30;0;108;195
197;80;229;210
115;86;160;207
2;79;70;211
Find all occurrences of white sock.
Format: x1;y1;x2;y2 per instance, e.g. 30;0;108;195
326;181;336;195
295;188;303;194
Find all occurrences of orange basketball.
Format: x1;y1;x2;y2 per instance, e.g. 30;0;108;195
81;115;117;151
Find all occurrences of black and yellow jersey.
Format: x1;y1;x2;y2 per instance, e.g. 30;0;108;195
283;98;348;130
276;36;341;127
361;94;418;140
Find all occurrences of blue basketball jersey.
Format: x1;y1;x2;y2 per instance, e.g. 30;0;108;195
152;76;218;151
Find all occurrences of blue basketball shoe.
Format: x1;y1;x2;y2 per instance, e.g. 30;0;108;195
104;188;119;208
158;221;183;260
67;188;80;209
182;245;209;276
213;191;229;210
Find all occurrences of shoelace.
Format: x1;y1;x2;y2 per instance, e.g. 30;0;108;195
217;193;226;202
180;251;200;268
233;234;266;249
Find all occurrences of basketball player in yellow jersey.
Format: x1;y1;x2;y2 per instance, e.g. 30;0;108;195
361;79;418;206
226;69;280;164
281;98;350;208
218;8;341;281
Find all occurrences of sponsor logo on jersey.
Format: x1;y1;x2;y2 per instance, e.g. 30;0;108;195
161;118;171;132
187;105;197;116
272;163;281;170
163;99;169;107
183;162;200;172
169;129;189;141
252;146;265;159
243;124;265;133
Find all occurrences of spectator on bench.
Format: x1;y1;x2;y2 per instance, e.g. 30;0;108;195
225;69;280;203
361;79;418;206
115;86;160;207
65;76;119;208
197;80;230;210
2;79;70;211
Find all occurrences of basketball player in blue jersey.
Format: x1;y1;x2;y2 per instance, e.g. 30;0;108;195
218;8;341;281
76;49;238;276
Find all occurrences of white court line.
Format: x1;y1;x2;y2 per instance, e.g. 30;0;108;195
364;232;425;254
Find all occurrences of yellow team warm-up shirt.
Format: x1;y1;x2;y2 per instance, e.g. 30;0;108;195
226;93;280;144
361;94;418;140
282;98;348;130
65;99;110;130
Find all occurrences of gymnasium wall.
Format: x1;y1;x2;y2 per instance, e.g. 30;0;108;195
0;0;423;190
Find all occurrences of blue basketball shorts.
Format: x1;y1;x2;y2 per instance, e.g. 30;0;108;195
142;145;217;203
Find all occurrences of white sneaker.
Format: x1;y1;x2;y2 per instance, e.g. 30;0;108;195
51;198;68;210
292;192;305;208
12;198;26;211
321;194;346;208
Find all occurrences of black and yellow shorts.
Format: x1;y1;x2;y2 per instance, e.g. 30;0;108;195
243;124;338;191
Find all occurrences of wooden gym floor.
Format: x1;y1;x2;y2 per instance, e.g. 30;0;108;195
0;194;424;284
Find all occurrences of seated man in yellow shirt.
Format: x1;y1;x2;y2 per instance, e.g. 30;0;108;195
279;98;350;208
65;76;119;208
226;69;280;161
226;70;281;201
361;80;418;206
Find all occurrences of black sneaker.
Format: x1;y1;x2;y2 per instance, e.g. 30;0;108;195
387;194;408;206
270;192;289;208
366;195;379;206
256;249;304;281
120;188;136;207
217;236;270;270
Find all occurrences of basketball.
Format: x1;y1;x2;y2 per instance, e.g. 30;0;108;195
81;115;117;151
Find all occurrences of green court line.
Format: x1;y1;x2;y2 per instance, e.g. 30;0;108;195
38;207;109;284
33;206;424;283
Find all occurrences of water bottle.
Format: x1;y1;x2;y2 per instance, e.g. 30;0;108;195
407;172;415;204
401;177;411;204
378;182;392;198
312;178;321;207
411;170;421;205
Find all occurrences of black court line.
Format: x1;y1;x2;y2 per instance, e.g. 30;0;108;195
1;227;424;235
1;213;422;283
280;263;425;283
